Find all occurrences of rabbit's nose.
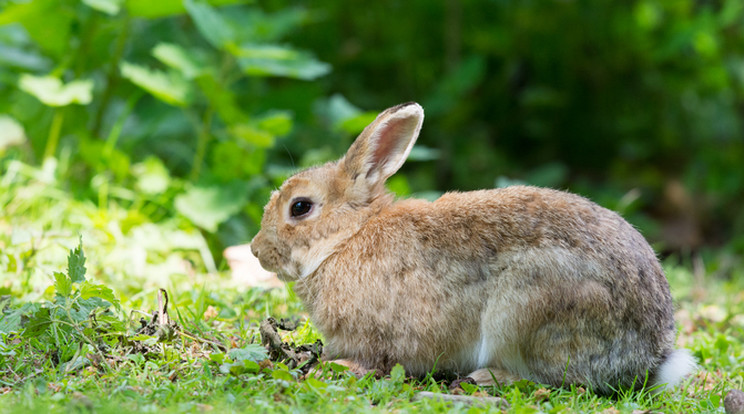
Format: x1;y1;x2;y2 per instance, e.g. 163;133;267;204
250;243;260;258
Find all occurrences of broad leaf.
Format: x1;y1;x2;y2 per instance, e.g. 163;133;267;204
232;44;330;80
152;43;209;79
0;0;73;57
0;115;26;150
184;0;235;49
125;0;244;19
256;111;292;137
82;0;122;15
120;61;193;106
229;124;275;148
19;75;93;107
174;182;250;232
132;157;171;195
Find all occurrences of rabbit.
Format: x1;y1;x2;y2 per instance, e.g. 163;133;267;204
250;102;696;394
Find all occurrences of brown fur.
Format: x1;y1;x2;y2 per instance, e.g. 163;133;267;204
251;102;694;394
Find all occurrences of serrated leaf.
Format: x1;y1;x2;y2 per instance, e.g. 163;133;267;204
0;308;24;334
67;239;87;284
80;281;120;311
174;182;250;232
390;363;406;384
69;297;106;322
228;344;268;363
19;75;93;107
120;61;193;107
184;0;235;49
54;271;72;297
23;307;52;338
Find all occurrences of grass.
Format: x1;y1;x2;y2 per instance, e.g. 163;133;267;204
1;160;743;413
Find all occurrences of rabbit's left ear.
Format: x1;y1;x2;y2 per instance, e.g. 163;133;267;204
341;102;424;187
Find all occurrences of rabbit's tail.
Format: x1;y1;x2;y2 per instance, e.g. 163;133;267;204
651;348;697;391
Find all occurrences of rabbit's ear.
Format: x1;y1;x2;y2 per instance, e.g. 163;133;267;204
341;102;424;187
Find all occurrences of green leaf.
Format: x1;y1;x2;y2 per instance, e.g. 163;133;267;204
328;362;349;373
390;363;406;384
152;43;209;79
174;182;250;232
120;61;193;107
339;112;378;134
184;0;235;49
132;157;171;195
210;141;266;179
23;307;52;338
80;281;120;311
0;0;73;57
82;0;122;15
241;359;261;373
272;369;294;381
232;44;331;80
229;124;275;148
256;111;293;137
67;239;87;284
54;272;72;298
125;0;244;19
228;344;269;363
196;75;246;124
18;75;93;107
0;307;26;334
0;115;27;151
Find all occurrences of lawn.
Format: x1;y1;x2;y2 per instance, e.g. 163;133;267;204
1;161;743;414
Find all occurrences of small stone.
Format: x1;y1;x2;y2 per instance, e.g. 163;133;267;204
725;389;744;414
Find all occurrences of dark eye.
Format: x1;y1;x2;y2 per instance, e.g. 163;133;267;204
290;198;313;218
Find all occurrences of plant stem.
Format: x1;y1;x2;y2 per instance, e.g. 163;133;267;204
91;14;131;138
44;110;65;160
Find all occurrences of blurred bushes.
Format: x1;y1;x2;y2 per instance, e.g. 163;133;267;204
1;0;743;260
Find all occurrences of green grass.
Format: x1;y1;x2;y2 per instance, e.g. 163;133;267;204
1;161;743;414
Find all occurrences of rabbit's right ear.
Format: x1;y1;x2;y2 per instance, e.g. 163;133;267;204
340;102;424;191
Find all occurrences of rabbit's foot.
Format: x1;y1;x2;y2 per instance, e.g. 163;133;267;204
466;368;521;386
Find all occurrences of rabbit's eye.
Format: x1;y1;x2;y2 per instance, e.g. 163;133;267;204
290;198;313;218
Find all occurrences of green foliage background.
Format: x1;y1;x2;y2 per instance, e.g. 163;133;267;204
2;0;743;257
1;1;744;412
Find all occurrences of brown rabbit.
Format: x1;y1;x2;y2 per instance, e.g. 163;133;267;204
250;102;695;394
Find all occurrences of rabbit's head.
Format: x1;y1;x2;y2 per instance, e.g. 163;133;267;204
251;102;424;281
